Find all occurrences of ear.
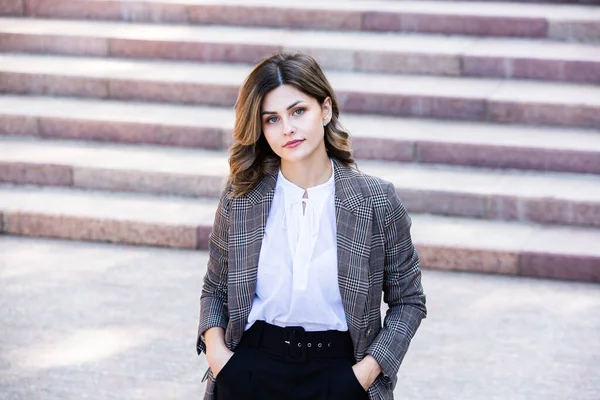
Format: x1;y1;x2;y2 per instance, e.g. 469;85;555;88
321;97;332;124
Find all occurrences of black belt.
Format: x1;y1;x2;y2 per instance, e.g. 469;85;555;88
238;320;354;363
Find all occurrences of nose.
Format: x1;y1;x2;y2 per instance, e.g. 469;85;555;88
281;116;295;135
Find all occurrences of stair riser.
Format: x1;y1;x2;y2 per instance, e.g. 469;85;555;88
73;168;228;199
419;246;599;283
2;33;599;84
488;101;600;129
0;33;280;64
1;211;203;249
2;116;598;175
462;57;600;84
519;253;600;282
402;190;600;229
415;142;600;175
1;162;598;229
549;21;600;43
0;115;225;149
436;0;598;4
3;0;598;41
1;212;597;282
362;12;547;38
3;73;598;129
0;0;23;16
0;71;240;106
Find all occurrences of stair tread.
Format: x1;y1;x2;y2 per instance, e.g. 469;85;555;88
1;53;599;105
2;136;600;202
0;135;231;176
0;182;216;224
1;17;599;62
59;0;600;21
1;183;599;257
2;95;599;151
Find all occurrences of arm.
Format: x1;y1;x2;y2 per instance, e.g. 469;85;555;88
364;182;427;381
196;184;233;356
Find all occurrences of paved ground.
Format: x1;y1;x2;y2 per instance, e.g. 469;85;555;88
0;235;598;400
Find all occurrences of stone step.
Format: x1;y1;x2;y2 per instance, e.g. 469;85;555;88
436;0;597;4
2;95;600;175
2;0;598;41
0;183;597;282
1;135;599;228
1;54;599;129
1;18;599;83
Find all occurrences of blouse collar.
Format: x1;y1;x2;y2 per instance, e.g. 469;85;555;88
276;158;335;200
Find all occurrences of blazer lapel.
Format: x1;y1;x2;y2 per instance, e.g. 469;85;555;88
332;158;372;348
227;171;276;346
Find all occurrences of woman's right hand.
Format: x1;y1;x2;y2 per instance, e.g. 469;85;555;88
204;326;234;377
207;346;235;377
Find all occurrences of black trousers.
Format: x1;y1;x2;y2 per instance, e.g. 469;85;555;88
214;322;369;400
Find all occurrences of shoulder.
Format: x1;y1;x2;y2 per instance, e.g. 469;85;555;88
341;165;398;209
217;181;235;212
343;167;411;232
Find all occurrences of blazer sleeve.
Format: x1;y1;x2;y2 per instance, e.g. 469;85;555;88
196;184;233;355
365;181;427;379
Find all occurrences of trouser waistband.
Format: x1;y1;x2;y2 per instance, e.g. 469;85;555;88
238;320;354;363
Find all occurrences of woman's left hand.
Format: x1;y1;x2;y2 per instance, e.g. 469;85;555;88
352;355;383;391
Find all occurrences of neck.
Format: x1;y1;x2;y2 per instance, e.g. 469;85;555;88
280;153;332;190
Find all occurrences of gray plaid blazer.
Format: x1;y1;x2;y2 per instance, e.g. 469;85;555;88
197;158;426;400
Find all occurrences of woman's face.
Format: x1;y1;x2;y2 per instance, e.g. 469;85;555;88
261;84;331;165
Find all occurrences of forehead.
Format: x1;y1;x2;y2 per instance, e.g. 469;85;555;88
261;84;316;111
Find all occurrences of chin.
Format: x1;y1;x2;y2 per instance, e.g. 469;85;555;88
279;151;311;164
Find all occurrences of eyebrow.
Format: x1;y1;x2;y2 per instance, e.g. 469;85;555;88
261;100;305;116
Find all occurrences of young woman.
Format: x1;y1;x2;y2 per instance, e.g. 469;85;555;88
196;52;427;400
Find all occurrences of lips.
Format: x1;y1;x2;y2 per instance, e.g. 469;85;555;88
284;139;304;148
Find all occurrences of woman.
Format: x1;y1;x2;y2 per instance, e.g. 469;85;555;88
196;52;426;400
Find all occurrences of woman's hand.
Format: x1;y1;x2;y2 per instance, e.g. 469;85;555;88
204;326;233;378
207;345;234;378
352;355;383;391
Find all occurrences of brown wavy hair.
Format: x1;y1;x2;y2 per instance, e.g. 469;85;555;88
228;52;355;197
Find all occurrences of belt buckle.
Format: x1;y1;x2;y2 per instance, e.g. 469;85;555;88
283;325;306;363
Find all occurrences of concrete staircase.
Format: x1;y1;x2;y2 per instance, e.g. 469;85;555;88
0;0;599;282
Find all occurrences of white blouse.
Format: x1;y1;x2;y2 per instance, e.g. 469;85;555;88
245;158;348;332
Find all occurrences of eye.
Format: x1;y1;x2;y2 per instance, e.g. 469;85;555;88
293;108;305;116
266;116;278;124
